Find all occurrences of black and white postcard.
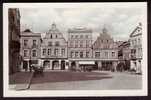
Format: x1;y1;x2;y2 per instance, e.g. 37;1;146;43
3;2;148;97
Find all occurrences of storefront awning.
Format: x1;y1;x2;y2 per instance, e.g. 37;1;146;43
79;61;95;65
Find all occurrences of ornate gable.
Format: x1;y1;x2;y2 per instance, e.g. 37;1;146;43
130;23;142;37
44;23;64;39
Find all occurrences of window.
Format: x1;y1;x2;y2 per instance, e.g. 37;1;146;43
24;40;28;46
33;40;36;46
95;52;100;58
61;49;65;56
75;52;78;58
24;50;28;57
135;39;137;45
75;41;78;47
107;40;108;43
75;35;78;38
86;51;89;58
112;52;115;57
56;35;57;38
80;52;83;58
55;41;59;46
105;52;108;58
48;49;51;55
86;40;89;47
50;34;52;38
80;40;83;47
54;48;58;56
70;41;73;47
48;42;52;46
86;35;89;38
71;35;74;38
138;38;141;44
71;51;74;58
32;50;37;57
80;35;83;38
42;49;46;56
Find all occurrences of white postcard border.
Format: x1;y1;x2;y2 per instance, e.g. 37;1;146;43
3;3;148;97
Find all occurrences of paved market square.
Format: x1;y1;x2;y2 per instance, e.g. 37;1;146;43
28;71;142;90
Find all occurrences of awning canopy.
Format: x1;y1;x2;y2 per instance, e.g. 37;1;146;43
79;61;95;65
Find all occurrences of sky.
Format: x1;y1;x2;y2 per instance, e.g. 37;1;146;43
19;3;146;41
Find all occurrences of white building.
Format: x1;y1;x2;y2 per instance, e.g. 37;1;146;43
68;27;94;70
40;23;68;70
129;23;142;74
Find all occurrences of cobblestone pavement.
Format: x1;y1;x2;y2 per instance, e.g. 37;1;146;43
29;71;142;90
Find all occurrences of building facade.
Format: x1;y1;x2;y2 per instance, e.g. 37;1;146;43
8;8;21;74
129;23;142;73
68;27;93;70
19;23;143;72
92;28;118;71
40;23;68;70
20;29;41;71
118;41;131;71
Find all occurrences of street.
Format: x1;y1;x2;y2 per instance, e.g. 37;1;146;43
29;71;142;90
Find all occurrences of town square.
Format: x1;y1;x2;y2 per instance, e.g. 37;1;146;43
4;3;147;97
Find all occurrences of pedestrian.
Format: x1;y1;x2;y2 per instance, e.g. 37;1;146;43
30;64;32;72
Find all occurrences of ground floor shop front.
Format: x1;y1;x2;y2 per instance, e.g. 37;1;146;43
68;59;118;72
41;59;68;70
21;59;119;72
130;58;142;74
21;58;69;71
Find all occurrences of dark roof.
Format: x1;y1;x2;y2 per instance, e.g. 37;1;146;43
24;29;32;32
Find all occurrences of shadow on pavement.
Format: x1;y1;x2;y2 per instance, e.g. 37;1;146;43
9;72;33;84
31;71;113;84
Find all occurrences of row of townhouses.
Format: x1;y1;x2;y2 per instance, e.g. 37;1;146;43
19;23;142;73
9;9;142;74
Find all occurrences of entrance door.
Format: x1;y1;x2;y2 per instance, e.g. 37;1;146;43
61;61;65;70
43;60;50;69
71;61;76;70
23;61;28;71
52;60;59;70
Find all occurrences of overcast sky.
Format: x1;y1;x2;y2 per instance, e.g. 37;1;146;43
19;3;145;41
